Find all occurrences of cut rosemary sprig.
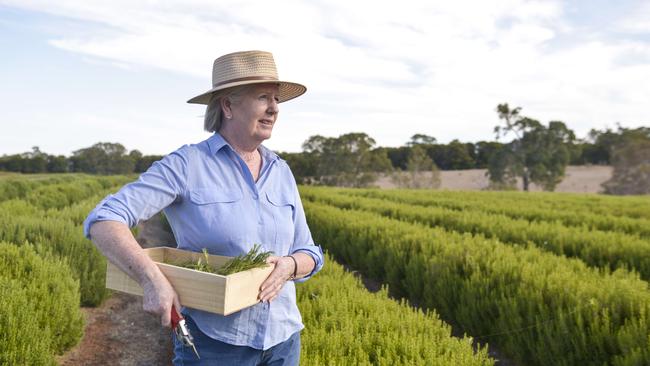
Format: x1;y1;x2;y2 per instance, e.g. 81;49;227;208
183;248;215;273
171;244;272;275
215;244;272;275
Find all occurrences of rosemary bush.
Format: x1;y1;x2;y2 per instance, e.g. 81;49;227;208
0;242;83;365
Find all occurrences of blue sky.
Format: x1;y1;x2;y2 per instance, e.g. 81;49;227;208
1;1;649;156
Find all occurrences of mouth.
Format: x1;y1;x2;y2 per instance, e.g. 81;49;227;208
258;119;274;126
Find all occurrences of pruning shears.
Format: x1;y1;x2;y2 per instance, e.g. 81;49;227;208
171;304;200;359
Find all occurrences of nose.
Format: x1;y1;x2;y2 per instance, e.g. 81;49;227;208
267;98;279;115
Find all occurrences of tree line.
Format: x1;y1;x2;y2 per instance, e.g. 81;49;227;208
0;143;163;175
280;104;648;194
0;130;630;175
280;123;637;178
1;104;647;194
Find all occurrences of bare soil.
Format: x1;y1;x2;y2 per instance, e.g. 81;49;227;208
376;165;613;193
57;214;177;366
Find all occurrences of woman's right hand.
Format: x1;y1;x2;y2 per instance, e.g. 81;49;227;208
88;221;182;328
142;273;182;328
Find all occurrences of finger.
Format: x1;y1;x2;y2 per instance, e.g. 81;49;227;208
268;287;283;303
173;295;182;313
260;283;277;301
266;255;280;264
261;282;284;302
260;276;276;291
259;285;275;301
262;291;276;303
161;304;171;328
260;270;283;290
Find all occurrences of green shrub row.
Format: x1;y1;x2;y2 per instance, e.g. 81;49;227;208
405;189;650;220
298;253;494;365
0;242;83;366
0;174;131;203
0;174;77;201
301;187;650;281
24;175;132;210
48;192;113;226
347;188;650;238
0;175;149;364
302;199;650;365
0;181;132;306
0;213;109;306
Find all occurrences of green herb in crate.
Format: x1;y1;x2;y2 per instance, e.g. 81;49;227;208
176;245;272;275
183;248;215;273
216;244;272;275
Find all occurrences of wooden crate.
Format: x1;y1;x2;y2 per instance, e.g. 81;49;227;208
106;247;274;315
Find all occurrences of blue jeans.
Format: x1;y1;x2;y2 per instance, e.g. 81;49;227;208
172;316;301;366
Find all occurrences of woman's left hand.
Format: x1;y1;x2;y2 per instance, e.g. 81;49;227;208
259;256;295;303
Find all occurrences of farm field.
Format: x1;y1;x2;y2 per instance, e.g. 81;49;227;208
301;186;650;366
1;174;648;365
0;174;491;366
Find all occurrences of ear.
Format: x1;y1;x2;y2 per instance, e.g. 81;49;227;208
220;97;232;119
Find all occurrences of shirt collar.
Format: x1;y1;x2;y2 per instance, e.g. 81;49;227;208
208;133;280;162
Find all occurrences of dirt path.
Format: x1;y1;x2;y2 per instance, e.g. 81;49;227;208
57;214;177;366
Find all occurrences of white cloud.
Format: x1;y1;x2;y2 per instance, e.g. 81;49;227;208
616;2;650;33
1;0;649;154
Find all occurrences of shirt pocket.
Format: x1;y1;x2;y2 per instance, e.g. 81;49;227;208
187;188;246;250
190;188;242;204
265;190;295;253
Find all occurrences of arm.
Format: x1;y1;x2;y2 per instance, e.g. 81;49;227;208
84;148;188;325
90;221;181;327
259;253;315;303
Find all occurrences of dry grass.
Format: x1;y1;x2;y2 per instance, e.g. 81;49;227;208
375;165;613;193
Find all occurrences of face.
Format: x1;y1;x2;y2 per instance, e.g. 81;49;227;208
228;83;280;144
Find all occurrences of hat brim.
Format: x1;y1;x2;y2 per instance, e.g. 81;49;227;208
186;80;306;105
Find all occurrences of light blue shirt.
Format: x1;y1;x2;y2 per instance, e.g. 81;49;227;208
83;132;324;350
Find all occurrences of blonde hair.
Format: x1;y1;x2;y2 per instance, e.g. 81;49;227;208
203;85;257;132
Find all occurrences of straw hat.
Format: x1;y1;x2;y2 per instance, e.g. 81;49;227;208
187;50;306;105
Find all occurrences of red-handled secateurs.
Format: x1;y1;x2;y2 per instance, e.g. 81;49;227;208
171;304;200;359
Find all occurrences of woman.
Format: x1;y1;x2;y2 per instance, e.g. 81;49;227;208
83;50;324;365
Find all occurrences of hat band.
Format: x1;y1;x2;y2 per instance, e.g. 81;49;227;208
213;75;279;87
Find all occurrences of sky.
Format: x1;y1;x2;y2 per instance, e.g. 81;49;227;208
1;0;649;156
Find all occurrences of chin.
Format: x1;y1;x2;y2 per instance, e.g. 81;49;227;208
254;131;273;142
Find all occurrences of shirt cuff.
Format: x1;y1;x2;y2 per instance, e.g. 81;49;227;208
291;245;324;283
83;206;129;239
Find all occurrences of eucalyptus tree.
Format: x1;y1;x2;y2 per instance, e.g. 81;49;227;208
489;104;575;191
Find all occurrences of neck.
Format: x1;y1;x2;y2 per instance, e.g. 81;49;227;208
218;128;261;161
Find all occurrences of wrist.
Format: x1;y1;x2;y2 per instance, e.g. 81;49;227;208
140;263;168;290
284;255;298;280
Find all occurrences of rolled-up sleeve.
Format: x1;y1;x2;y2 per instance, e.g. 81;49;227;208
289;181;324;283
83;148;188;239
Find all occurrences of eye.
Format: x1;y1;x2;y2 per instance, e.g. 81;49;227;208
274;96;280;102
